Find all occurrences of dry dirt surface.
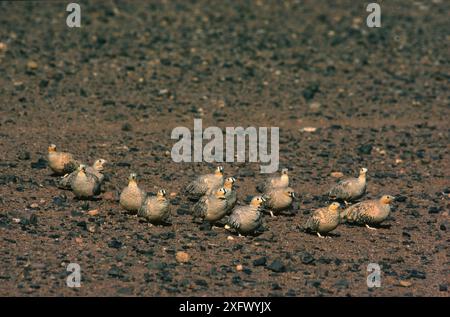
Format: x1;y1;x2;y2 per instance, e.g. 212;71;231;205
0;1;449;297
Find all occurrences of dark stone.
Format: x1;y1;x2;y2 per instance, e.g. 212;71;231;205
303;82;320;101
395;195;407;202
238;169;255;177
29;214;38;225
108;266;125;278
428;206;441;214
300;252;315;265
71;210;83;217
271;283;282;290
18;151;31;160
439;284;448;292
253;256;267;267
334;279;349;289
108;238;123;249
307;280;321;288
357;144;373;155
53;195;67;206
121;123;132;131
117;287;134;295
267;259;286;273
195;279;208;287
31;158;47;169
116;162;131;167
406;269;426;279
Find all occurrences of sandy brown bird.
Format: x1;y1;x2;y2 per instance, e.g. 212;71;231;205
328;167;367;204
223;177;237;214
192;187;228;223
119;173;146;213
341;195;394;230
47;144;79;175
226;196;265;235
304;202;341;238
70;164;102;199
264;187;295;217
58;159;107;190
138;189;171;224
257;168;289;193
184;166;224;200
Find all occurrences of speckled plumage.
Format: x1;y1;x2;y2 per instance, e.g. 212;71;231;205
328;168;367;202
341;195;394;228
257;168;289;193
227;196;265;235
184;166;224;200
47;144;79;175
58;159;106;190
138;189;171;224
223;177;237;214
70;165;101;199
264;187;295;215
119;173;146;213
192;188;228;223
304;202;341;236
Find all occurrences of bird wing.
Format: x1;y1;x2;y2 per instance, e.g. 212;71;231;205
344;201;376;224
192;197;208;218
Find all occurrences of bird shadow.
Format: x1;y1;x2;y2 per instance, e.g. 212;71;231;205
345;223;392;230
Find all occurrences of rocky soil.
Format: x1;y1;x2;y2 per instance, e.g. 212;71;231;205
0;0;448;296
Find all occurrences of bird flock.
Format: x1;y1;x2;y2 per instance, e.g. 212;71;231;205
47;144;395;237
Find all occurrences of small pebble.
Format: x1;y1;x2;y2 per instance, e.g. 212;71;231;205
27;61;38;70
399;280;412;287
176;251;190;263
330;172;344;178
88;209;99;216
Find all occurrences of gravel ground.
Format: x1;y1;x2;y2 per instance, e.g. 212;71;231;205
0;0;448;296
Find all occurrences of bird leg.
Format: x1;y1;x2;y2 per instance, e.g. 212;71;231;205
365;224;377;230
269;211;276;218
224;224;231;230
344;201;350;206
316;232;324;238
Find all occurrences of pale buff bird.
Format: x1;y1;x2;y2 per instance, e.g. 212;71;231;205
328;167;367;204
58;159;107;190
224;177;237;214
47;144;79;175
184;166;224;200
225;196;265;235
263;187;296;217
138;189;171;224
257;168;289;193
192;188;228;223
304;202;341;238
341;195;394;230
70;164;101;199
119;173;146;213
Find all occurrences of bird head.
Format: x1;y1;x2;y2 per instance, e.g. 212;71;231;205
157;189;167;199
93;159;107;171
380;195;394;204
329;202;340;212
215;166;224;176
251;196;265;207
78;164;86;173
128;173;138;184
284;188;296;199
359;167;368;175
281;168;289;175
224;177;236;189
215;187;228;199
48;144;57;153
